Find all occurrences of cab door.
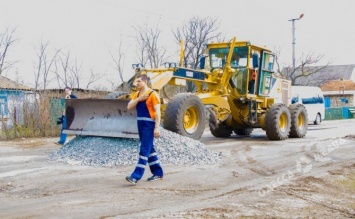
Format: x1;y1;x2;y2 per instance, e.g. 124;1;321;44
257;51;275;96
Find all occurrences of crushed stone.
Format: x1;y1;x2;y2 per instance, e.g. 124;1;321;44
48;128;221;167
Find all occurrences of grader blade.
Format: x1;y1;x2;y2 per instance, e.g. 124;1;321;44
63;99;139;139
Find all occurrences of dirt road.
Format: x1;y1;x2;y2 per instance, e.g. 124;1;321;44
1;120;355;218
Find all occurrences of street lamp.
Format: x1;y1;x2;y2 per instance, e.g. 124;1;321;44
289;14;304;70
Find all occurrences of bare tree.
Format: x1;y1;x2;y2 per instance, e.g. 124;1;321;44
133;24;167;68
33;40;60;90
275;50;335;86
109;40;125;83
0;27;18;75
173;16;222;91
85;68;105;90
106;79;120;91
54;50;71;88
69;59;84;89
173;16;222;69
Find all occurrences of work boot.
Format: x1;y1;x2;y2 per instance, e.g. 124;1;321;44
125;176;138;185
147;175;163;181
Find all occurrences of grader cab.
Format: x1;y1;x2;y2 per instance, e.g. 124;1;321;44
64;37;308;140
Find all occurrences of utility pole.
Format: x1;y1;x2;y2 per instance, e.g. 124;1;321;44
288;14;304;70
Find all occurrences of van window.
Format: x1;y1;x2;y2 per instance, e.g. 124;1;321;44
301;95;324;104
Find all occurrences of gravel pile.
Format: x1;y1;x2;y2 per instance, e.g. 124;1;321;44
48;128;221;167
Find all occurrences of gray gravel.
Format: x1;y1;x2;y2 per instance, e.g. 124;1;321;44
48;128;221;167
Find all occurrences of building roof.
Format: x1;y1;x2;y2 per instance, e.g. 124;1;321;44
321;80;355;91
282;64;355;86
0;76;32;91
322;64;355;81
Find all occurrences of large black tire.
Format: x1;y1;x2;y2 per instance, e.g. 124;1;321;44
314;113;321;125
208;108;232;138
289;104;308;138
265;103;291;140
210;122;233;138
163;93;206;140
234;128;253;136
105;91;129;99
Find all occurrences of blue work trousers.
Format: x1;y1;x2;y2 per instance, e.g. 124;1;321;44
131;120;163;180
58;116;67;144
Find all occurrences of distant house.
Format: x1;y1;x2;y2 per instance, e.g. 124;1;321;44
0;76;36;129
321;79;355;107
282;64;355;86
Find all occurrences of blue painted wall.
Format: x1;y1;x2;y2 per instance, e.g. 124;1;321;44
0;90;26;129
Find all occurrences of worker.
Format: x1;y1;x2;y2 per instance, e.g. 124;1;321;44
125;74;164;185
248;69;256;94
56;86;78;145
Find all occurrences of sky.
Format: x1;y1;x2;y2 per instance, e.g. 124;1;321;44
1;0;355;90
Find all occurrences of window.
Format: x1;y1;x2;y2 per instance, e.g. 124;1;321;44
0;96;8;116
230;68;248;95
209;46;248;69
230;47;248;68
210;48;229;68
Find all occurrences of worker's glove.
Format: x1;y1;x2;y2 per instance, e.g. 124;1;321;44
56;115;64;125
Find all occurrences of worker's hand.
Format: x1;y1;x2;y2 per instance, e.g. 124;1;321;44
154;127;160;138
138;94;149;101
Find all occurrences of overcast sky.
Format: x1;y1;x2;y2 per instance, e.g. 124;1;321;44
2;0;355;89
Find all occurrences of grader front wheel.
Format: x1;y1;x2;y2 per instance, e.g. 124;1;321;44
163;94;206;140
183;105;200;134
265;103;291;140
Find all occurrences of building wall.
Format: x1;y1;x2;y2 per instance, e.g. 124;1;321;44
325;94;355;107
0;90;37;129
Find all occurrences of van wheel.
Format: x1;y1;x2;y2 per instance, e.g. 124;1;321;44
289;104;308;138
314;113;321;125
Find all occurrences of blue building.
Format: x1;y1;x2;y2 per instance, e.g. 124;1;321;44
0;76;36;129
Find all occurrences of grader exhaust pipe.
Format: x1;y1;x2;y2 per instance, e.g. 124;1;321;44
62;99;139;139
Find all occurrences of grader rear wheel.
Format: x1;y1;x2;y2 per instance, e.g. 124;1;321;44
163;94;206;140
208;109;232;138
234;128;253;136
210;122;233;138
289;104;308;138
265;103;291;140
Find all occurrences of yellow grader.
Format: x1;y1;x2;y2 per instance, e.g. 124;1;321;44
64;37;308;140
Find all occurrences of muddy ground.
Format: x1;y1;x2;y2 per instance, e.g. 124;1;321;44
1;119;355;219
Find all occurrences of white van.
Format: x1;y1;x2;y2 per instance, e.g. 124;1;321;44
291;86;325;125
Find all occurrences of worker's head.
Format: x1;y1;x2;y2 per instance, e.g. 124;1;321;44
250;69;256;80
64;86;72;96
135;74;150;90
